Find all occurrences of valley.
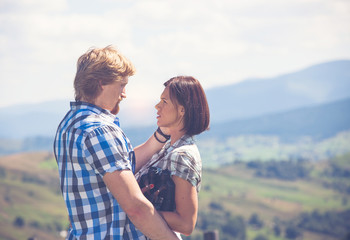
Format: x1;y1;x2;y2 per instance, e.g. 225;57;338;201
0;151;349;240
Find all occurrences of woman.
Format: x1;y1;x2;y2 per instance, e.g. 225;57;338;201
135;76;210;238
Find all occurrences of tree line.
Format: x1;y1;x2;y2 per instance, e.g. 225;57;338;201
245;159;311;181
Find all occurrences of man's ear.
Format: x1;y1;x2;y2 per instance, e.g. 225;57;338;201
99;80;104;90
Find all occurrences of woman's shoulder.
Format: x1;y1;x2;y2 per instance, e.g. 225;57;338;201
169;142;201;171
168;138;202;190
172;135;198;152
172;143;199;155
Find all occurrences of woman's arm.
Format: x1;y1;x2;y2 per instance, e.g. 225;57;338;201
134;127;169;173
133;133;163;173
160;175;198;236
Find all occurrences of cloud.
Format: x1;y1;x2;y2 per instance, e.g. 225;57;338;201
0;0;349;108
0;0;67;13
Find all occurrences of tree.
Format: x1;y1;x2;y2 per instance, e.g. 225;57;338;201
273;224;281;237
285;225;301;239
209;201;223;211
248;213;264;229
0;167;6;178
222;215;246;240
13;216;25;228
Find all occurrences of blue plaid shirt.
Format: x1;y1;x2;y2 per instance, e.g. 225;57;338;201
54;101;145;240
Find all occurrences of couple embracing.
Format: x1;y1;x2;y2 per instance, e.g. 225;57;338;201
54;45;210;239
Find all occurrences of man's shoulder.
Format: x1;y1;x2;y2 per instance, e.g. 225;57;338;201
79;114;119;134
59;110;111;135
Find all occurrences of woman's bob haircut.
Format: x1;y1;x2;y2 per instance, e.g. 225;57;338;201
164;76;210;136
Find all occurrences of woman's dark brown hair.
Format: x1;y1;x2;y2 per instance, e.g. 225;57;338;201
164;76;210;136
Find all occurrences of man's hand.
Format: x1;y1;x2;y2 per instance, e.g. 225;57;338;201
103;170;178;240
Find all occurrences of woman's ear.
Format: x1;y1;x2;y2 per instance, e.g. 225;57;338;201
179;105;185;116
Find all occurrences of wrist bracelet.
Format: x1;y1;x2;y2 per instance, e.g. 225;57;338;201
154;131;168;143
156;127;170;140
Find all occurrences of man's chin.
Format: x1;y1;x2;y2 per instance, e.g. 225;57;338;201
111;103;120;115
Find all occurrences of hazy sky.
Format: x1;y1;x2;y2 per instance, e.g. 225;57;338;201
0;0;349;109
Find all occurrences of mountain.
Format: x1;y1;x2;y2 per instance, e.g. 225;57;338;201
0;60;349;139
206;60;350;122
200;97;350;141
0;99;155;139
1;98;349;159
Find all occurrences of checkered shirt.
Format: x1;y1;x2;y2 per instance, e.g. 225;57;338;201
135;135;202;193
54;101;145;240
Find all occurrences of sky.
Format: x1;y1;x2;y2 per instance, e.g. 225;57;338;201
0;0;349;111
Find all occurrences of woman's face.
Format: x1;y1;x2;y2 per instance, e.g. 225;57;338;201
155;86;184;130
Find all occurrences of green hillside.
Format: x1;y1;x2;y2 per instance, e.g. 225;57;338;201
197;130;350;167
0;152;349;240
0;152;67;240
193;156;350;240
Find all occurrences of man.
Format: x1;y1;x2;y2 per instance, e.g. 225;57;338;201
54;45;177;239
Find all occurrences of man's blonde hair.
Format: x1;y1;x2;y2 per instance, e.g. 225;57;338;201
74;45;136;102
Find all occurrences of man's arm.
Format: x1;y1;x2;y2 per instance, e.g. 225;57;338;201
103;169;178;240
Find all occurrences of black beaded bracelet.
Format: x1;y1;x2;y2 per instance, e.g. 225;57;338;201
154;131;167;143
156;127;170;140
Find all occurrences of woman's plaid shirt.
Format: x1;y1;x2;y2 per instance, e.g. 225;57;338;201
136;135;202;193
54;101;145;240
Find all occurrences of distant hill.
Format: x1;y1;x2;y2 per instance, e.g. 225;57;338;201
0;60;349;140
0;100;155;139
1;97;350;156
206;60;350;122
201;97;350;141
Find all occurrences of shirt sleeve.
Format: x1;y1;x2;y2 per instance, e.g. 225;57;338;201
169;150;201;188
83;125;132;176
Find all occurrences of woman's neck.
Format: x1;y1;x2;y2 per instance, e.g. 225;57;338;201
169;129;186;145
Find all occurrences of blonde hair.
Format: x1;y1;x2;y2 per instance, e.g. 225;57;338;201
74;45;136;102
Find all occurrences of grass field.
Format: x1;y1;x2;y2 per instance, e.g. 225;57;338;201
0;151;349;240
0;152;67;240
194;158;350;240
197;131;350;167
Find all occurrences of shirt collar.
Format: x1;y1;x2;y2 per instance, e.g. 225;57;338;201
162;134;194;154
70;101;120;126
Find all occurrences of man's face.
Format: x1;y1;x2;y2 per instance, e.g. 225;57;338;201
97;77;128;115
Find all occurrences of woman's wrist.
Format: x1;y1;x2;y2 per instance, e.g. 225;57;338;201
154;127;170;143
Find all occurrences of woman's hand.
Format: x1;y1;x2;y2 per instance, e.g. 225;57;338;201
134;127;169;173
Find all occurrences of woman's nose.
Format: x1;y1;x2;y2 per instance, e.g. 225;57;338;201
155;102;160;110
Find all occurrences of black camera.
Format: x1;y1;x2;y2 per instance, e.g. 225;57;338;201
138;167;176;211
